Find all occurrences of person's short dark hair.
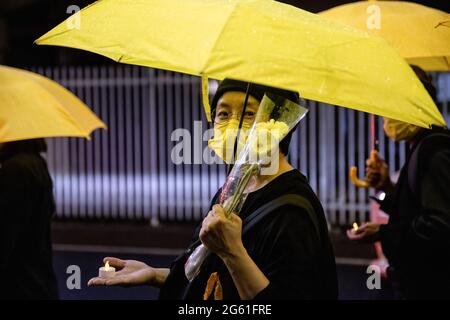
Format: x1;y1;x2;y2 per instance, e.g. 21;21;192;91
211;78;302;155
410;64;438;107
0;138;47;159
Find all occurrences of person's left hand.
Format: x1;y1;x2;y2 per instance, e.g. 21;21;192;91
346;223;381;243
199;204;245;261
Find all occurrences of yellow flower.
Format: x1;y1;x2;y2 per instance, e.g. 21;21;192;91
247;119;289;161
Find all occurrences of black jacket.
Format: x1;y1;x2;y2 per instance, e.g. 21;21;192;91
379;128;450;299
0;151;58;300
159;170;338;300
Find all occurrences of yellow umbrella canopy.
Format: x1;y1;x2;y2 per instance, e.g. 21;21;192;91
437;14;450;28
0;65;106;143
320;1;450;71
36;0;445;128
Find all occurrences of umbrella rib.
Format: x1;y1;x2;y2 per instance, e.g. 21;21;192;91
199;1;240;75
445;57;450;70
35;29;71;45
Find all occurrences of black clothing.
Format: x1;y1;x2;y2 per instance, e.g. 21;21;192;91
160;169;338;300
379;128;450;299
0;150;58;300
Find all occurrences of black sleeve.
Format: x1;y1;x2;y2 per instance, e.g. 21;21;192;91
379;192;395;215
252;205;321;300
0;161;32;271
379;148;450;259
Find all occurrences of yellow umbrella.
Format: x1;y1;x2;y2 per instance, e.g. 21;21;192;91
437;15;450;28
320;1;450;71
320;1;449;187
0;65;106;143
36;0;445;128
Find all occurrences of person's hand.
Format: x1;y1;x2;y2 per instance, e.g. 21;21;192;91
87;257;157;287
199;204;245;261
365;151;392;191
346;223;381;243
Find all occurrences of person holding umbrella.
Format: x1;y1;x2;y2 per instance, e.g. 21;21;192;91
0;139;59;299
89;79;339;300
347;66;450;299
0;65;106;299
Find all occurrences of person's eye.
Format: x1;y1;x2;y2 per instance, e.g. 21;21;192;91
217;111;229;119
244;111;255;118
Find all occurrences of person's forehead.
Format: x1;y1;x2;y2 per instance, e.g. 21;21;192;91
217;91;259;107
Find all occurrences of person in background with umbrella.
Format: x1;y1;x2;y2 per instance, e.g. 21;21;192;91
0;139;58;300
89;79;338;300
347;66;450;299
0;66;105;300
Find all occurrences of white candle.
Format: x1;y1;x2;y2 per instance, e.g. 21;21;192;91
352;222;359;231
99;261;116;279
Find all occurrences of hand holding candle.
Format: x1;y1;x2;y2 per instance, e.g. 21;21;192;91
346;222;381;243
88;257;164;287
99;261;116;279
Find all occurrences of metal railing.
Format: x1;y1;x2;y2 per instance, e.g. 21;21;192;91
29;65;449;226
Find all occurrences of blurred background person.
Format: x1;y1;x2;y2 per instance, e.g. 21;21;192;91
0;139;58;300
347;66;450;299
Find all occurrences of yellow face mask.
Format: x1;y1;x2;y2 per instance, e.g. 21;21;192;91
383;118;422;142
208;119;252;163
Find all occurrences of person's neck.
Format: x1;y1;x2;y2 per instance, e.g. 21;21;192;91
247;154;294;193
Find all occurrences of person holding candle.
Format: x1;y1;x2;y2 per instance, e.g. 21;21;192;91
347;66;450;299
89;79;338;300
0;139;58;300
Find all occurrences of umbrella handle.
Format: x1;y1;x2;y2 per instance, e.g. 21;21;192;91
349;166;369;188
349;149;379;188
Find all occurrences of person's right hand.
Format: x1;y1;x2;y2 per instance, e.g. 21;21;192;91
346;222;381;243
365;151;392;191
87;257;156;287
